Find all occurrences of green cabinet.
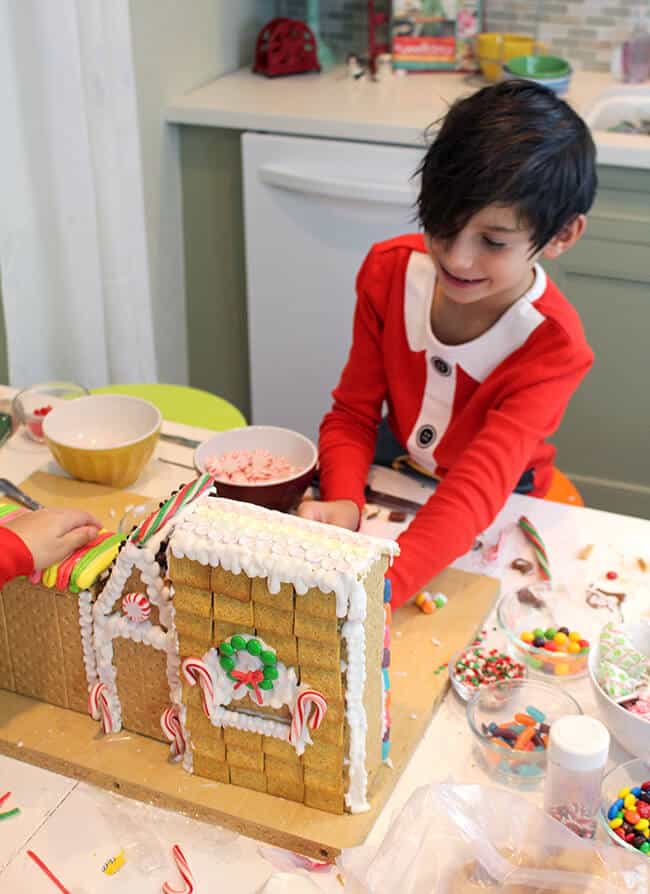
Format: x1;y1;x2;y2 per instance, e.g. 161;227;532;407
543;165;650;517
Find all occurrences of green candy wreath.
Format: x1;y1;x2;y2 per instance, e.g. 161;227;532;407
218;635;279;699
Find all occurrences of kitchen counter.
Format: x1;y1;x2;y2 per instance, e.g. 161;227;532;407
167;66;650;167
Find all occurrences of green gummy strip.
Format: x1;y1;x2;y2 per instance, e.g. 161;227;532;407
0;808;20;820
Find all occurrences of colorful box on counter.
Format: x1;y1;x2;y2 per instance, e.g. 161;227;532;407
391;0;482;72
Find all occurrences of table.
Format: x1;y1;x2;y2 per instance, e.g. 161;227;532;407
0;387;645;892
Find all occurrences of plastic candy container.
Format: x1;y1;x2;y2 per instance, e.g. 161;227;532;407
601;758;650;856
497;587;590;679
544;715;610;839
467;678;582;783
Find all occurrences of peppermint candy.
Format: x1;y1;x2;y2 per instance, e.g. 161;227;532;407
122;592;151;623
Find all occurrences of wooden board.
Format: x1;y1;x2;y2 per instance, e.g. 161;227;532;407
16;470;155;530
2;470;499;858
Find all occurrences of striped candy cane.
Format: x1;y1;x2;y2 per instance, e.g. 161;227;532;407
122;592;151;623
88;682;114;734
289;688;328;752
162;844;195;894
160;706;187;759
181;657;214;717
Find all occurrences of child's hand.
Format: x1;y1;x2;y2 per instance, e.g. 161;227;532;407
7;508;101;570
296;498;360;531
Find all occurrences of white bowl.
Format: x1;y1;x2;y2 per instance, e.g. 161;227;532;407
588;620;650;759
194;425;318;512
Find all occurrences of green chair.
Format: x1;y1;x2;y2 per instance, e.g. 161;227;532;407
91;384;246;430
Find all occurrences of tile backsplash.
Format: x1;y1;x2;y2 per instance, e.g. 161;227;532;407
275;0;650;71
487;0;650;72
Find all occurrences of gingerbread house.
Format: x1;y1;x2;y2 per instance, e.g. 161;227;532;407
96;477;398;814
0;476;398;816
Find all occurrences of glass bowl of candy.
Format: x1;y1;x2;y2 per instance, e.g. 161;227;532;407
601;758;650;856
449;641;527;702
194;425;317;512
466;678;582;783
497;584;590;680
12;381;89;442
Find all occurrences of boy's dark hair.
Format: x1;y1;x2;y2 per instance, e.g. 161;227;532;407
416;80;597;254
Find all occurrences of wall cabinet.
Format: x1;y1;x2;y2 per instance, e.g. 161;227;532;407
542;165;650;516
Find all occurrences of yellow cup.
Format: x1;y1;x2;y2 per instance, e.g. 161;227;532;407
477;33;545;82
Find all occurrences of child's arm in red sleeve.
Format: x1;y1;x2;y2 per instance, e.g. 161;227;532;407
0;527;35;588
388;327;593;608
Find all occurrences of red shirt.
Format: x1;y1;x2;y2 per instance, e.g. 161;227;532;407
319;235;593;608
0;527;34;588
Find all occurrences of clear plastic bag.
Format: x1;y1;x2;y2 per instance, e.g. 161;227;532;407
340;784;649;893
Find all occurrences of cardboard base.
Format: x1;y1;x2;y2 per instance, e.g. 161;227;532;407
0;563;498;860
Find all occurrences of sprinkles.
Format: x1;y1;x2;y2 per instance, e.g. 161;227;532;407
452;644;526;692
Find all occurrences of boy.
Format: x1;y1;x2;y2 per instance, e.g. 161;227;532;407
0;508;99;588
298;80;596;609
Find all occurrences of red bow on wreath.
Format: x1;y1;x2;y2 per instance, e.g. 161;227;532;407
231;668;265;705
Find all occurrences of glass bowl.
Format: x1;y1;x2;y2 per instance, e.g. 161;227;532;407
13;381;88;442
497;585;591;680
449;643;527;702
466;678;582;783
600;758;650;856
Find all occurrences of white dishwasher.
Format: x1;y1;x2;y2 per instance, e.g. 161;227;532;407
242;132;422;441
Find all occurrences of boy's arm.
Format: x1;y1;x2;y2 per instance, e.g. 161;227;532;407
0;526;34;588
318;249;390;513
388;327;594;608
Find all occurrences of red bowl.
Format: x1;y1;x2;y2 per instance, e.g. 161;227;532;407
195;426;318;513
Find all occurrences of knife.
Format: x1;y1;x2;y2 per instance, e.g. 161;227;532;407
0;478;44;511
160;433;201;449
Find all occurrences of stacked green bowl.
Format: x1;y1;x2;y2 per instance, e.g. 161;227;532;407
503;55;572;95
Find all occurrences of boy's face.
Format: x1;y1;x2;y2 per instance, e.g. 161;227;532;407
426;204;538;309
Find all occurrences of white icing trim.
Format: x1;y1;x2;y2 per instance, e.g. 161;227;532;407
342;619;369;813
170;498;397;621
78;590;97;688
92;544;183;742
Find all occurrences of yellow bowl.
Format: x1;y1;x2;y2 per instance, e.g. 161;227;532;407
42;394;161;489
478;56;502;82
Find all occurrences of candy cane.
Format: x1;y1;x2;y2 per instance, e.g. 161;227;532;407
181;657;214;717
88;682;114;734
122;592;151;623
290;689;328;751
160;706;187;759
518;515;551;581
162;844;195;894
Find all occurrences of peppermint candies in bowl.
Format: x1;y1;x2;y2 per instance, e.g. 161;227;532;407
195;426;317;513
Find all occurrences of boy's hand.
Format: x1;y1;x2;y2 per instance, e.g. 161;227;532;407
7;508;101;570
296;498;360;531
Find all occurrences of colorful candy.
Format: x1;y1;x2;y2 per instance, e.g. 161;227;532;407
548;802;597;839
517;626;589;676
415;590;448;615
606;784;650;854
481;705;549;777
452;645;525;692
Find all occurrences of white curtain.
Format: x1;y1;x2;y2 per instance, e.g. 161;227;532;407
0;0;157;387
